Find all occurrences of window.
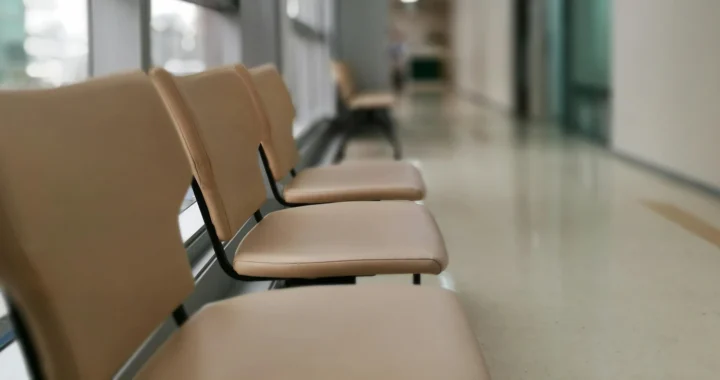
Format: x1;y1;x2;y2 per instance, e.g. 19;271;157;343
179;189;204;243
152;0;207;74
280;0;336;132
0;297;10;350
0;0;88;89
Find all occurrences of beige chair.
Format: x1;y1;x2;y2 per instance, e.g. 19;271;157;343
332;60;403;160
0;72;491;379
150;66;445;285
332;60;396;111
248;63;424;206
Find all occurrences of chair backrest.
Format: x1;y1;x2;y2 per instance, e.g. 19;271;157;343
244;64;300;181
0;72;194;379
332;60;356;104
150;67;267;241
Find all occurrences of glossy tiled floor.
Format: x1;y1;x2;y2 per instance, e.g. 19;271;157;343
354;89;720;379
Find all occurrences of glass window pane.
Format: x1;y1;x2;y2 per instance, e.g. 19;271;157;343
281;0;334;131
0;295;11;351
152;0;207;74
0;0;88;89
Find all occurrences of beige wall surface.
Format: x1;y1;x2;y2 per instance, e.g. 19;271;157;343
451;0;514;110
612;0;720;188
336;0;391;90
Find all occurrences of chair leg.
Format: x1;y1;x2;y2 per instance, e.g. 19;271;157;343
413;274;421;285
333;115;357;163
377;109;402;160
285;277;357;288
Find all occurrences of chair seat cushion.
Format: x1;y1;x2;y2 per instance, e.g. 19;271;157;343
136;285;491;380
349;91;396;109
284;160;426;204
233;201;447;278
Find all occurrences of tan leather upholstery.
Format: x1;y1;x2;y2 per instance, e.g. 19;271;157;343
246;64;300;180
332;60;396;110
150;67;268;241
285;160;426;203
332;60;356;103
0;72;194;379
234;201;447;278
350;91;397;109
136;285;491;380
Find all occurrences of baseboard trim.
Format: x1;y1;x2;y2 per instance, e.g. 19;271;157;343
612;149;720;200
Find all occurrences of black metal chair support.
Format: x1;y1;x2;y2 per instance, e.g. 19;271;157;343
334;109;403;163
192;178;362;287
258;145;308;208
190;178;274;282
375;109;403;160
172;305;189;327
8;298;44;380
285;276;357;287
413;274;421;285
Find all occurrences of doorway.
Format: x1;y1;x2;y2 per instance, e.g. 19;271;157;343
561;0;611;143
513;0;531;119
513;0;612;143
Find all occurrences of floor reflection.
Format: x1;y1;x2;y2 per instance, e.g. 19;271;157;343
351;89;720;379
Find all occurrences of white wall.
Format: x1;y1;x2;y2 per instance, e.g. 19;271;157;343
612;0;720;188
452;0;514;110
336;0;390;90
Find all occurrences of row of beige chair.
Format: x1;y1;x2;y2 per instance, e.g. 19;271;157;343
151;64;443;285
0;66;490;379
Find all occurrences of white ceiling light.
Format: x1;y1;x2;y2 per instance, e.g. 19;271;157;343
401;0;418;3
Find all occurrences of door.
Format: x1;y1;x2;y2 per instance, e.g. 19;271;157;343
563;0;611;143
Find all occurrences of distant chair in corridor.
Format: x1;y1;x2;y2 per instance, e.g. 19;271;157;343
246;63;425;207
331;60;402;160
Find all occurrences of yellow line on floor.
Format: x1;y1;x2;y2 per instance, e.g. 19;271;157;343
643;200;720;248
